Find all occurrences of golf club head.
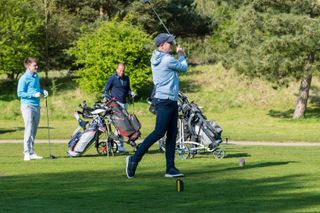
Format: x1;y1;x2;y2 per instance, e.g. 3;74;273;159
50;155;57;159
143;0;151;4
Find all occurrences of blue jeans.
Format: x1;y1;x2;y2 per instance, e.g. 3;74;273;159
132;99;178;171
21;103;40;155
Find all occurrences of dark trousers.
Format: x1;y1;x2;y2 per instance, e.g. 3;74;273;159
132;98;178;171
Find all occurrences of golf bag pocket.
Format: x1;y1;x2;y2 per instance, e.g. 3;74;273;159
129;130;141;142
68;131;82;150
129;114;141;131
194;120;223;146
73;129;96;153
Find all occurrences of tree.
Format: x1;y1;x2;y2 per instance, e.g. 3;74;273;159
212;0;320;118
31;0;82;76
0;0;42;79
125;0;213;37
55;0;132;22
67;20;152;95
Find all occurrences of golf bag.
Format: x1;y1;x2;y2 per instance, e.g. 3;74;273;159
154;91;225;158
103;95;141;143
67;103;107;157
67;96;141;157
178;91;223;150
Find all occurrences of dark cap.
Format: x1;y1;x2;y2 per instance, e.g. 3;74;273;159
154;33;175;47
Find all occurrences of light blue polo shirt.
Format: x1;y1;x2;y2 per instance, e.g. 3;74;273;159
17;70;43;107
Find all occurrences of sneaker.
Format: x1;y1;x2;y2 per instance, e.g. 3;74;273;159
118;145;129;153
126;156;138;178
24;153;31;161
30;154;43;160
67;150;79;157
165;168;184;178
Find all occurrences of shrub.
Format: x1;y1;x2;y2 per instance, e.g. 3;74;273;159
68;20;152;95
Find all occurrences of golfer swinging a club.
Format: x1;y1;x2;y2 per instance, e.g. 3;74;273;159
126;33;188;178
17;57;49;161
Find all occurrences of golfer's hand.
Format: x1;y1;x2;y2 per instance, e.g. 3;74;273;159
43;90;49;98
176;45;185;56
33;92;41;98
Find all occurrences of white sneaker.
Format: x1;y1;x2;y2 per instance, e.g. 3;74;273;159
117;146;129;153
30;154;43;160
24;153;31;161
67;150;79;157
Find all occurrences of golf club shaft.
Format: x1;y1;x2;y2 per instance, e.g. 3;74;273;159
45;98;52;156
145;0;176;44
151;7;171;35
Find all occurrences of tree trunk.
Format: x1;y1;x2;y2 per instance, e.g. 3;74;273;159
7;72;14;80
293;74;312;119
99;1;104;18
44;0;49;79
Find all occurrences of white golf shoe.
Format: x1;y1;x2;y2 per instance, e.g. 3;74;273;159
30;153;43;160
24;153;31;161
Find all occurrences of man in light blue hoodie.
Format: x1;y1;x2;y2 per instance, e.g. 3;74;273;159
17;57;48;161
126;33;187;178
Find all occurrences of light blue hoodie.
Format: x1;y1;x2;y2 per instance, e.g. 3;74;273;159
151;49;188;101
17;70;43;107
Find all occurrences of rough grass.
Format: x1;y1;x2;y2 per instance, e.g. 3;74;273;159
1;143;320;212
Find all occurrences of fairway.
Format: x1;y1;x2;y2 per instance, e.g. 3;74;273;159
1;143;320;213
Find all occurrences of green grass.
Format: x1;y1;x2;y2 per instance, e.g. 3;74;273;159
1;64;320;141
1;143;320;212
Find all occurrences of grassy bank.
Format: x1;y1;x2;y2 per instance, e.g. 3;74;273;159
1;64;320;141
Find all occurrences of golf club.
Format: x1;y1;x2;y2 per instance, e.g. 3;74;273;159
143;0;176;44
45;97;56;159
132;94;135;113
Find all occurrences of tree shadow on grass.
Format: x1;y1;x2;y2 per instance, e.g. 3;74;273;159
0;79;18;101
217;161;297;173
268;85;320;119
41;75;78;93
0;127;24;134
268;108;320;119
0;126;54;135
180;79;201;94
0;161;318;213
224;153;251;158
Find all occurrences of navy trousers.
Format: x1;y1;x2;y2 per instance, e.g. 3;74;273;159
132;98;178;171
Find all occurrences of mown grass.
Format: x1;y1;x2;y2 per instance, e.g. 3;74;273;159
1;143;320;212
1;64;320;141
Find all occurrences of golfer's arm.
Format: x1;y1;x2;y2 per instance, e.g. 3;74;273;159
17;78;33;98
104;78;113;95
168;56;188;72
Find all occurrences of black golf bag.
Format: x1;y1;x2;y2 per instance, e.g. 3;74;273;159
103;96;141;144
178;91;223;150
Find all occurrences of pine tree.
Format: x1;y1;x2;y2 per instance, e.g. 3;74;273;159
213;0;320;118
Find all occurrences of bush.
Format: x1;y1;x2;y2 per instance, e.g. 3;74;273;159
68;20;152;95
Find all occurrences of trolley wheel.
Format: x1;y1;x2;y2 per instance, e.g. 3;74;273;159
176;144;190;160
212;148;225;159
96;141;118;156
108;140;118;155
187;143;198;159
97;142;108;155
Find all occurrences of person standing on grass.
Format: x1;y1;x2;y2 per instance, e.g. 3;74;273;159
104;63;136;153
17;57;49;161
126;33;188;178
